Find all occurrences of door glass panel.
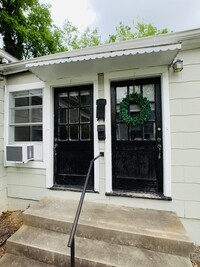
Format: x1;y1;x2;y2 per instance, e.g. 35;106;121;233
143;84;155;101
116;87;127;104
80;91;90;106
59;126;68;140
59;109;68;123
59;95;68;108
150;103;155;120
70;108;79;123
116;123;128;140
70;125;79;140
69;91;79;107
130;125;142;140
80;107;90;122
130;85;141;94
81;125;90;140
144;122;156;140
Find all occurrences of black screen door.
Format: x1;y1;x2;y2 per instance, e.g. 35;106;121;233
54;85;94;189
111;78;163;193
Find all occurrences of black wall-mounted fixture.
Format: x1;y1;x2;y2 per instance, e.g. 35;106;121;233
96;99;106;121
97;125;106;140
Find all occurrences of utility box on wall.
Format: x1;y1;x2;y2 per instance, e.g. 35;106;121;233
6;144;34;163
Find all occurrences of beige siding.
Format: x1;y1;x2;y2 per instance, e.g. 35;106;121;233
0;79;7;212
169;48;200;243
7;167;46;209
6;71;41;85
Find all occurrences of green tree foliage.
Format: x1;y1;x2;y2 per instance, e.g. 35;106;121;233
107;21;168;43
0;0;169;59
0;0;64;59
61;20;101;51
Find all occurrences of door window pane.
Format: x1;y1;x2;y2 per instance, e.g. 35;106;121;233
59;126;68;140
144;122;156;140
130;85;141;94
80;107;90;122
59;95;68;108
81;125;90;140
143;84;155;101
70;125;79;140
69;91;79;107
116;87;127;104
59;109;68;123
130;125;142;140
116;123;128;140
80;90;90;106
70;108;79;123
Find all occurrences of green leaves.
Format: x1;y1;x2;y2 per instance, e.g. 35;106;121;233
0;0;64;59
0;0;170;60
107;21;169;43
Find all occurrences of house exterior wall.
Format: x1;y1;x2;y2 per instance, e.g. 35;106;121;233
4;48;200;244
0;78;7;213
169;47;200;244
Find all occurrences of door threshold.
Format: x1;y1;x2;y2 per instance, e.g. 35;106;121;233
106;191;172;201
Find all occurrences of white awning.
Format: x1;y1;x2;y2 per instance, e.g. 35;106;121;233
26;43;181;82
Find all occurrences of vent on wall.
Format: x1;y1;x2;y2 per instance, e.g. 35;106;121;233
6;145;34;163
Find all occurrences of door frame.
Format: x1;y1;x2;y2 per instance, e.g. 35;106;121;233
45;76;100;191
104;67;172;197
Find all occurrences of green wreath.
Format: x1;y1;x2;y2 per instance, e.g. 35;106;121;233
119;93;151;126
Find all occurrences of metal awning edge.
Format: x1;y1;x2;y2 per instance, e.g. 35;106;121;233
26;43;181;68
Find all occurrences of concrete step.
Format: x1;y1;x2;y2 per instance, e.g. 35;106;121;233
23;196;193;257
4;224;193;267
0;253;58;267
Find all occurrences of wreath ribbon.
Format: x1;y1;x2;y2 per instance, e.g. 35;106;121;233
119;93;151;126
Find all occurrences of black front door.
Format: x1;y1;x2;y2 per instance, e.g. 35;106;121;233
111;78;163;193
54;85;94;189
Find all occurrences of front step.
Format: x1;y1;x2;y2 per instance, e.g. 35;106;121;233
0;196;194;266
23;196;193;257
5;224;192;267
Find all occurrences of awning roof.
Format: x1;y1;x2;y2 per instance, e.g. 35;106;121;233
26;43;181;82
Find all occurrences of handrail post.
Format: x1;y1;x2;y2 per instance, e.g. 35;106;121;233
67;152;104;267
71;238;75;267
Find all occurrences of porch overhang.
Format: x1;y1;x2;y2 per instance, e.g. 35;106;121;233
26;43;181;82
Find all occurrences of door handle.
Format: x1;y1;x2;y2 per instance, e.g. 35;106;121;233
157;144;162;159
54;143;58;156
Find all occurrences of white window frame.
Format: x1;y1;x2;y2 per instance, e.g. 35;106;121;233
104;66;172;197
5;81;46;169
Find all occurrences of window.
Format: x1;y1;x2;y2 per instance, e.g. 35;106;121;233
9;89;43;142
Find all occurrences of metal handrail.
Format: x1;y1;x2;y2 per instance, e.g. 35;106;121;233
67;152;104;267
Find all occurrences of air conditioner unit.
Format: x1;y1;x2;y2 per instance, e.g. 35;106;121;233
6;144;34;163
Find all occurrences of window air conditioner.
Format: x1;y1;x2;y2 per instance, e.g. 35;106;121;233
6;144;34;163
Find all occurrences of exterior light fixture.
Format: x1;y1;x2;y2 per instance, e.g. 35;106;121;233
172;59;183;72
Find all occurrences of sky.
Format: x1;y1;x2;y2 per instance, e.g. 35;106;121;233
41;0;200;39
